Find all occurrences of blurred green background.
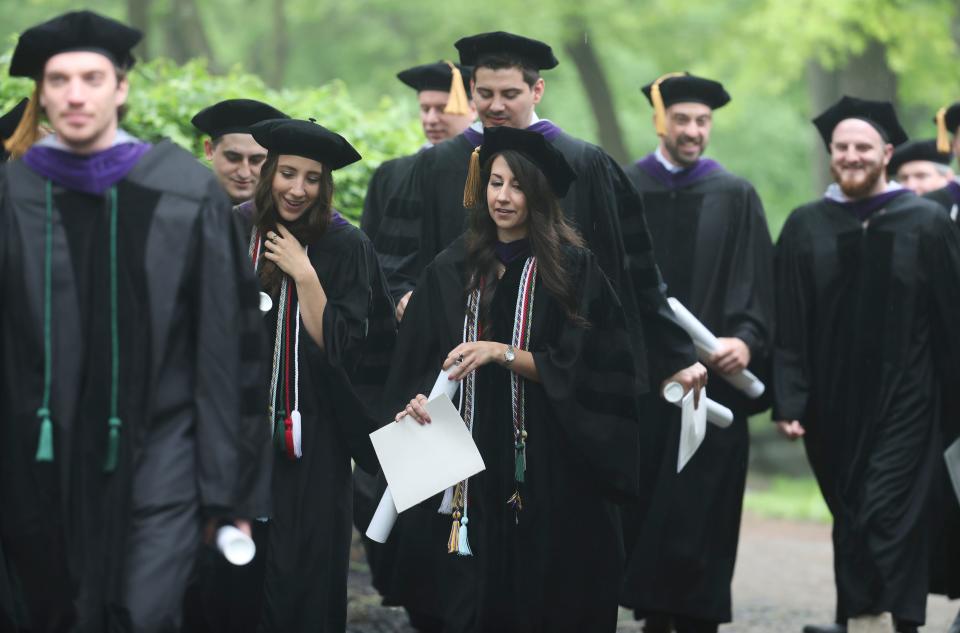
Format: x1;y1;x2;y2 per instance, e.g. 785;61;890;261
4;0;958;521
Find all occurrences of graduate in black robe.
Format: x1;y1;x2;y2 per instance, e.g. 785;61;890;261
619;74;774;633
355;61;476;594
0;12;269;632
240;119;394;633
385;126;640;633
774;96;960;633
361;60;475;246
370;32;701;630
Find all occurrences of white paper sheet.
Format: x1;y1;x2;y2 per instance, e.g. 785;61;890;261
945;437;960;505
667;297;766;399
676;389;707;472
369;393;485;513
662;382;734;472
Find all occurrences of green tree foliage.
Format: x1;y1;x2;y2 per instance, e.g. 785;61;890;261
0;54;422;222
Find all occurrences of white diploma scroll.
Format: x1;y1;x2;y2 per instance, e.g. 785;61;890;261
366;370;481;544
667;297;765;399
216;525;256;566
662;382;734;472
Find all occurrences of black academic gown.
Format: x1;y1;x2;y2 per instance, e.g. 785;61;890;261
773;193;960;626
361;154;418;244
922;183;960;600
0;141;268;633
248;218;392;633
379;238;639;633
619;164;774;624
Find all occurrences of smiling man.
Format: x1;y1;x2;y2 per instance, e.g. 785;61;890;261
0;11;268;632
619;73;774;633
191;98;288;204
773;96;960;633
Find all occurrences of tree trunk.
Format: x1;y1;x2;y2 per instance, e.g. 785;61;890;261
806;40;897;193
164;0;217;69
126;0;150;60
562;27;630;164
270;0;288;89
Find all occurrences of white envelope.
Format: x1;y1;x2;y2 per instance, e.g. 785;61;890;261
370;393;485;513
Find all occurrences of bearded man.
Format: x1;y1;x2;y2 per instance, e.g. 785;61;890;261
773;96;960;633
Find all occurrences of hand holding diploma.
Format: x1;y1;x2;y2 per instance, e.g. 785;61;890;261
662;381;734;472
667;298;765;399
366;369;483;544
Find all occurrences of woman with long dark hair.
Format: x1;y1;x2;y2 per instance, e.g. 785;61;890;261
381;126;640;633
234;118;393;632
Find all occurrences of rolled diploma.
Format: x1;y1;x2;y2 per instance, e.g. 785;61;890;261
366;486;399;544
366;369;461;544
667;297;765;399
662;381;734;428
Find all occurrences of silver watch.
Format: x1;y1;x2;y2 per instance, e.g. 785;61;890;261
504;344;516;366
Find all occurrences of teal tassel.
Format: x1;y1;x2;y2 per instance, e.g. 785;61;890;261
457;516;473;556
514;442;526;483
35;408;53;462
103;417;122;473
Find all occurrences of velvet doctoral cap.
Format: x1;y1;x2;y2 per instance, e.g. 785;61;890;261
397;61;472;94
455;31;559;71
888;139;953;175
10;10;142;78
191;99;289;139
641;72;731;110
250;118;361;170
460;126;576;209
812;95;908;150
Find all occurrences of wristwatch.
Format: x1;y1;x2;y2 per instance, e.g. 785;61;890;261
503;344;516;366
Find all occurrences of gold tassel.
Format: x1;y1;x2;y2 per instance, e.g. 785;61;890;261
447;510;462;554
443;61;471;116
4;86;44;159
462;146;482;208
651;71;688;137
936;106;951;154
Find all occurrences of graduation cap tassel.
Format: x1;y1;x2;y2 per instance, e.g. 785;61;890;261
936;106;951;154
651;72;688;137
36;181;56;463
4;86;43;160
443;61;471;116
437;486;455;514
462;147;482;208
447;510;461;554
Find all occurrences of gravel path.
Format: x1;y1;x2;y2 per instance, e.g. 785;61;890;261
347;513;958;632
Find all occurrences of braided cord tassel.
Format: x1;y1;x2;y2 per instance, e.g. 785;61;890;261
35;181;56;462
104;187;123;473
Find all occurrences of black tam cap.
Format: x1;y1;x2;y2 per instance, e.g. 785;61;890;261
641;73;731;110
397;61;472;94
461;126;575;207
0;99;28;140
812;95;908;151
933;102;960;153
10;11;142;78
192;99;289;139
455;31;558;71
888;139;953;175
250;119;361;170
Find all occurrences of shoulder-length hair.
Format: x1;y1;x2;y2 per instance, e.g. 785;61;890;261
253;152;335;295
464;149;586;330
